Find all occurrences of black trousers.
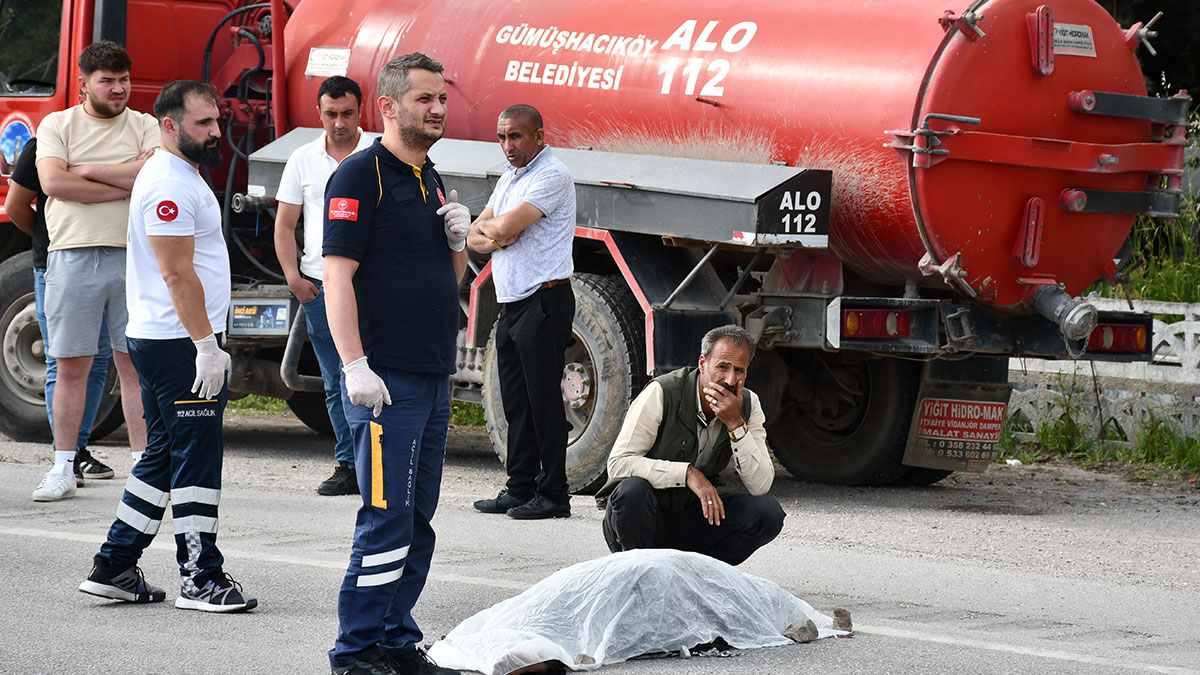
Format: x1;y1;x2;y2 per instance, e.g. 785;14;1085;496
602;477;786;566
496;282;575;503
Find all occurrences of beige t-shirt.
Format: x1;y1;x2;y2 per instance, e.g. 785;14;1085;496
36;105;161;250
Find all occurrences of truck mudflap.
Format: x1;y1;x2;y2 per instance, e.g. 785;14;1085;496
902;357;1011;473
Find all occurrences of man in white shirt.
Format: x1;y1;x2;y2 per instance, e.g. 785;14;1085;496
596;325;785;566
79;81;255;613
32;40;156;501
466;105;576;520
274;76;373;496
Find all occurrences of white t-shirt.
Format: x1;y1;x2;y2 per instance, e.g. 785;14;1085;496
486;146;576;303
274;130;372;280
125;150;231;339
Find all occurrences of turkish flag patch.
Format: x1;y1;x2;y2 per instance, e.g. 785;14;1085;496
436;187;446;206
328;197;359;221
156;200;179;222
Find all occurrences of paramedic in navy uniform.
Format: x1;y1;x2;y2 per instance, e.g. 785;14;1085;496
79;80;256;613
322;52;468;675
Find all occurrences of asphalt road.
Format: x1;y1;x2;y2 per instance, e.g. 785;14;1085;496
1;410;1197;675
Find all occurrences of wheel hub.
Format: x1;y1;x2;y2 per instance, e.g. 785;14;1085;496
561;362;591;409
1;299;46;401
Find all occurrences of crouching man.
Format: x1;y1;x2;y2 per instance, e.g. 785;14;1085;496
597;325;784;566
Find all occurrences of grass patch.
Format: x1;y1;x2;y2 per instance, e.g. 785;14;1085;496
451;401;486;427
998;417;1043;465
1090;193;1199;303
1000;394;1200;480
227;394;288;412
1124;415;1200;474
226;395;486;426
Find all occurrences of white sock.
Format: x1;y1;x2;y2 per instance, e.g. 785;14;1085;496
54;450;76;472
131;451;144;465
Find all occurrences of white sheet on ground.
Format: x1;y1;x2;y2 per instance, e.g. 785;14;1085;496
428;549;845;674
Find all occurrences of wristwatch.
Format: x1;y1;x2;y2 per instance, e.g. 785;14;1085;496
727;422;748;442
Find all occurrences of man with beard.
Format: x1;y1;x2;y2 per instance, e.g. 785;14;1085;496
79;80;257;614
274;76;373;496
322;52;466;675
33;40;155;501
596;325;785;566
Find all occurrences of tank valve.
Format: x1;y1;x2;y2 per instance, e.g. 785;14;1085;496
231;193;275;214
1031;285;1097;341
1124;11;1162;56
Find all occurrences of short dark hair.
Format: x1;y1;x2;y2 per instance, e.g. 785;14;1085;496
377;52;443;100
317;76;362;107
701;325;756;362
499;104;543;132
78;40;132;77
153;80;219;123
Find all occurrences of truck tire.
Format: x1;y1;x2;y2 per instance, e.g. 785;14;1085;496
287;391;335;437
87;368;124;442
0;252;124;442
767;355;920;486
482;273;645;495
0;252;47;440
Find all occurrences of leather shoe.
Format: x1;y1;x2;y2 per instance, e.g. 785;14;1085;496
473;489;528;514
507;494;571;520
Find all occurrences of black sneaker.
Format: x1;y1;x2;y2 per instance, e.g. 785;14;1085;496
332;646;398;675
72;461;85;487
507;494;571;520
318;463;359;496
386;647;461;675
76;448;115;479
79;562;166;603
472;488;528;514
175;570;258;613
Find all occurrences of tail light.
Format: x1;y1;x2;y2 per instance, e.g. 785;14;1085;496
1087;323;1147;354
842;309;911;339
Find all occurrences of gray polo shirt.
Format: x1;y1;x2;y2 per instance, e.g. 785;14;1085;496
486;146;576;303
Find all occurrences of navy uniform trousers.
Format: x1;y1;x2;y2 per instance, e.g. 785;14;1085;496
330;367;449;667
96;336;226;591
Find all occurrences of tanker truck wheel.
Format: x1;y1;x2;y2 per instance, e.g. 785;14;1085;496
286;391;336;437
0;252;124;442
0;252;47;440
482;273;645;495
87;367;124;441
767;354;920;486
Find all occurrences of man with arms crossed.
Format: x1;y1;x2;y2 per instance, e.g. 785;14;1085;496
323;53;467;675
597;325;785;566
5;136;117;485
468;104;576;520
274;75;373;495
79;80;256;613
33;40;153;500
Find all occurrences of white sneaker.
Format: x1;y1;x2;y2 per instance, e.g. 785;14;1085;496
32;468;77;502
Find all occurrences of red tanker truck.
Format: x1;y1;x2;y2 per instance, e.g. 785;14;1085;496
0;0;1187;489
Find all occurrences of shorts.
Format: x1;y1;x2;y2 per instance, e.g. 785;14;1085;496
45;246;129;357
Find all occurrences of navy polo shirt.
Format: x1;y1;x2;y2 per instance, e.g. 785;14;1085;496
322;138;457;375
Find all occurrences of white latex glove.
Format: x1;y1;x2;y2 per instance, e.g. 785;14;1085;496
191;333;231;400
342;356;391;417
436;188;470;252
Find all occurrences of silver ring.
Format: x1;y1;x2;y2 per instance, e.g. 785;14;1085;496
707;500;713;504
